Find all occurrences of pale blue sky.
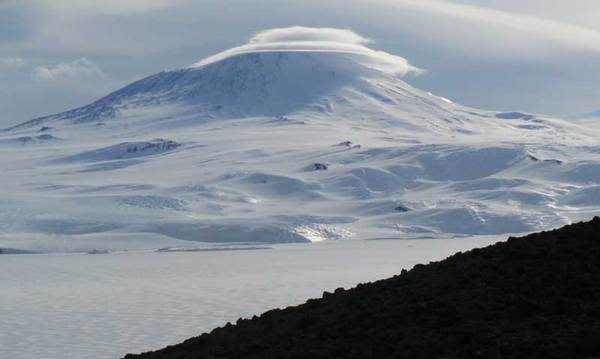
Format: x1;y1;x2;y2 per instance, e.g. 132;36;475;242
2;0;600;127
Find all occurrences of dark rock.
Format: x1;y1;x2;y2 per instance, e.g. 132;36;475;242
16;136;33;143
528;155;562;165
36;134;56;141
124;217;600;359
395;205;410;212
336;141;361;149
87;249;110;255
314;163;328;171
495;112;535;120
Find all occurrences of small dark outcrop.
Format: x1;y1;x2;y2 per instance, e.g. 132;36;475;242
125;139;180;154
16;136;33;144
36;134;57;141
124;217;600;359
4;134;58;145
314;163;328;171
336;140;361;149
495;112;535;120
63;138;182;162
87;249;110;255
0;248;38;254
394;205;410;212
528;154;562;165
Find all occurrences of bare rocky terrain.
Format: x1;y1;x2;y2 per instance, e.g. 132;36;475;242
125;217;600;359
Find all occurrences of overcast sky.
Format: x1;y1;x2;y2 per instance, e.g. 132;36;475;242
2;0;600;127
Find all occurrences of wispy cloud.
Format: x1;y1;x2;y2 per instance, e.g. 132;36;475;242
369;0;600;53
33;58;104;81
33;0;183;15
0;57;25;68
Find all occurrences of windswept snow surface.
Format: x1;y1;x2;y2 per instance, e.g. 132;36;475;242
0;237;502;359
2;27;600;252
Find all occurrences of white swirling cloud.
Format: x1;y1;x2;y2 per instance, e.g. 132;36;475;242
191;27;423;77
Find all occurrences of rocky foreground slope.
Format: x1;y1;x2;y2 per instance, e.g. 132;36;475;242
125;217;600;359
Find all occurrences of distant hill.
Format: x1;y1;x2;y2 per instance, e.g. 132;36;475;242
125;217;600;359
580;110;600;118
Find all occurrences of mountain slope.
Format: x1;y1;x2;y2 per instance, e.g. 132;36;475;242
1;27;599;253
124;217;600;359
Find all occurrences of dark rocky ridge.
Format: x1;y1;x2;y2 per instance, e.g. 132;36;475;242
125;218;600;359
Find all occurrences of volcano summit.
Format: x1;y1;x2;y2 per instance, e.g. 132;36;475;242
1;27;599;253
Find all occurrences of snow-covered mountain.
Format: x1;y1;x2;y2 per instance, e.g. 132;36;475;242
2;27;599;253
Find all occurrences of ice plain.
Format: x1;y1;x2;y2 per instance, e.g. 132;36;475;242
1;237;503;359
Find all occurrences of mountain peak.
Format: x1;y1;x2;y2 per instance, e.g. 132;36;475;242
5;27;426;130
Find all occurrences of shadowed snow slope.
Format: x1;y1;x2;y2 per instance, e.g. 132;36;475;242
1;27;599;253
